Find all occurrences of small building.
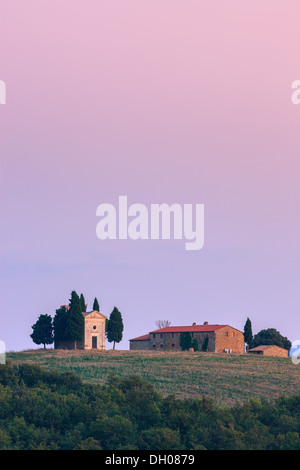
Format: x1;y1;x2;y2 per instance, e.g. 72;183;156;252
248;345;289;357
129;322;244;354
56;309;107;350
83;310;107;350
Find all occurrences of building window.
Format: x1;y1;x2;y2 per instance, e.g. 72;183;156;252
172;333;175;339
160;334;163;338
93;325;97;330
153;334;156;339
172;343;175;348
152;343;156;348
226;331;229;337
160;343;163;348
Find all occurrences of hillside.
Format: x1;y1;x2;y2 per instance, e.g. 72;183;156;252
2;361;300;449
7;349;300;406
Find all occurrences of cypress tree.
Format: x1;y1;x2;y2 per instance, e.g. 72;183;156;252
244;317;253;350
202;335;209;352
106;307;124;349
66;291;84;349
80;294;86;312
179;332;192;351
53;306;69;348
93;297;100;311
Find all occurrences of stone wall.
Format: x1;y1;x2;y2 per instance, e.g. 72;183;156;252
214;327;244;354
262;346;289;357
129;340;150;350
248;346;289;357
149;331;216;352
148;327;244;353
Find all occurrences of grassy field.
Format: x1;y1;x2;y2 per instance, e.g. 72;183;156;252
7;349;300;406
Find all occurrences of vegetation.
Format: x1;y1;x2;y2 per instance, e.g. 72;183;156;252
30;314;54;349
156;320;172;329
93;297;100;312
80;294;86;313
53;306;68;347
106;307;124;349
251;328;291;350
0;362;299;450
8;350;300;406
180;332;192;351
243;317;253;350
201;335;209;352
31;290;106;349
65;291;84;350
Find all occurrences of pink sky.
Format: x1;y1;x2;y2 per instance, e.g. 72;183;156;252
0;1;299;351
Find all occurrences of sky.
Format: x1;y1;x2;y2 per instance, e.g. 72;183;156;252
0;0;299;352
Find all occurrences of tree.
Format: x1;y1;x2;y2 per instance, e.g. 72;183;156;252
93;297;100;311
80;294;86;313
30;314;54;349
180;332;192;351
65;291;84;349
251;328;291;351
156;320;171;329
139;427;181;450
202;335;209;352
192;338;199;351
91;416;134;450
53;306;69;348
106;307;124;349
244;317;253;350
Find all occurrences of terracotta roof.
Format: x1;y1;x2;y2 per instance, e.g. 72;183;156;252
130;334;150;341
149;324;228;334
82;310;107;318
130;324;243;341
248;344;286;352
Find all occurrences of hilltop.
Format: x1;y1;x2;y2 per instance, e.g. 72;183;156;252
7;349;300;406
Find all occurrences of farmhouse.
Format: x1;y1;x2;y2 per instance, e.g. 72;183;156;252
129;333;151;350
248;345;289;357
129;322;244;353
56;308;107;350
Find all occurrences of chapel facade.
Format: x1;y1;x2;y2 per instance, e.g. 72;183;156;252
55;308;107;350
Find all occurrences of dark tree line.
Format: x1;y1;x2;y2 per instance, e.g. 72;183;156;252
0;363;299;450
243;317;291;351
30;291;124;350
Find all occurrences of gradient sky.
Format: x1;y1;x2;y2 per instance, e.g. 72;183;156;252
0;1;299;351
